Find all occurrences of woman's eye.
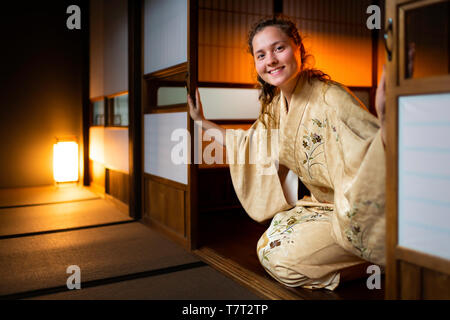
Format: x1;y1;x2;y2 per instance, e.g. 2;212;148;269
257;54;265;60
275;46;284;52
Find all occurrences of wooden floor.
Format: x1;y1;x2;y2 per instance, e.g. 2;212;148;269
196;209;385;300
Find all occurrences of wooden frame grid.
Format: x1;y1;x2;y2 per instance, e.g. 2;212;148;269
385;0;450;299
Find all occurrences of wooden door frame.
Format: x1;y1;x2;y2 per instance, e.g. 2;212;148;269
385;0;450;299
139;0;199;250
128;0;143;219
187;0;199;250
82;0;91;187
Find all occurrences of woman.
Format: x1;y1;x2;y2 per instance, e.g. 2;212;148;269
188;16;386;290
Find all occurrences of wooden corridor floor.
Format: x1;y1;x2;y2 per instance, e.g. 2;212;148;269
0;185;260;300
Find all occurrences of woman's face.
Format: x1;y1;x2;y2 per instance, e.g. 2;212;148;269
252;26;302;92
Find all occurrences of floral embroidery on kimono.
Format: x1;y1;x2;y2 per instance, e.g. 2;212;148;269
301;118;328;179
259;206;333;265
345;200;383;261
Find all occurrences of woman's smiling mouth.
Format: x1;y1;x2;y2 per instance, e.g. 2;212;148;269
268;66;285;75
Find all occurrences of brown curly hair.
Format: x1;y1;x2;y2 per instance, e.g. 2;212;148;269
248;15;330;126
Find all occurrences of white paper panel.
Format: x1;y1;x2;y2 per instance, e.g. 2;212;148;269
398;93;450;260
157;87;187;106
89;0;128;97
144;113;188;184
89;127;105;163
144;0;187;74
89;0;104;98
103;0;128;95
104;128;129;173
89;127;129;174
198;87;260;120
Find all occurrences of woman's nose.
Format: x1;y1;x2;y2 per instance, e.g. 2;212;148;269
267;52;278;65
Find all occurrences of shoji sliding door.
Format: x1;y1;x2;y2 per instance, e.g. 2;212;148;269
385;0;450;299
142;0;197;249
89;0;130;211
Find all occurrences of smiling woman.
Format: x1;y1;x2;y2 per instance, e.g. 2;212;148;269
188;15;387;291
252;26;302;98
246;17;331;128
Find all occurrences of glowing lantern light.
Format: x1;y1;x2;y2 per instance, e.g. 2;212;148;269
53;140;79;183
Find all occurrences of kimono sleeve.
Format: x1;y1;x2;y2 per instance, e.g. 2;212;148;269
225;120;292;223
324;84;386;266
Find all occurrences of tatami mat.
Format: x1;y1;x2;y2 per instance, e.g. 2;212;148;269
0;184;100;208
29;266;261;300
0;199;132;237
0;222;200;296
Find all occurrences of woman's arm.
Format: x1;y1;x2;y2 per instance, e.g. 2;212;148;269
187;88;227;147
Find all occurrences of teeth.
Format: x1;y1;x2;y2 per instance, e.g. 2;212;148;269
269;67;282;74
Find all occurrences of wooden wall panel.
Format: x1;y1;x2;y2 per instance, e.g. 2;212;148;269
145;176;186;238
400;261;422;299
106;169;129;205
422;268;450;300
399;261;450;300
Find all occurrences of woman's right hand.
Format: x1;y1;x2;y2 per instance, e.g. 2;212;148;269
187;88;205;122
187;87;226;147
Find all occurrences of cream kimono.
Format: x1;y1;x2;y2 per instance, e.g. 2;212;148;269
226;73;386;290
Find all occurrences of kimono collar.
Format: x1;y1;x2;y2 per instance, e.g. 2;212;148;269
279;71;315;123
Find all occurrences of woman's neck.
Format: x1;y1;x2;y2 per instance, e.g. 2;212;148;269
280;73;301;111
283;92;292;110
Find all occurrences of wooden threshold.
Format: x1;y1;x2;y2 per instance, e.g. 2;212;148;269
194;246;301;300
194;246;385;300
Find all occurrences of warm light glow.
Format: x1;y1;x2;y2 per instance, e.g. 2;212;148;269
53;141;79;182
